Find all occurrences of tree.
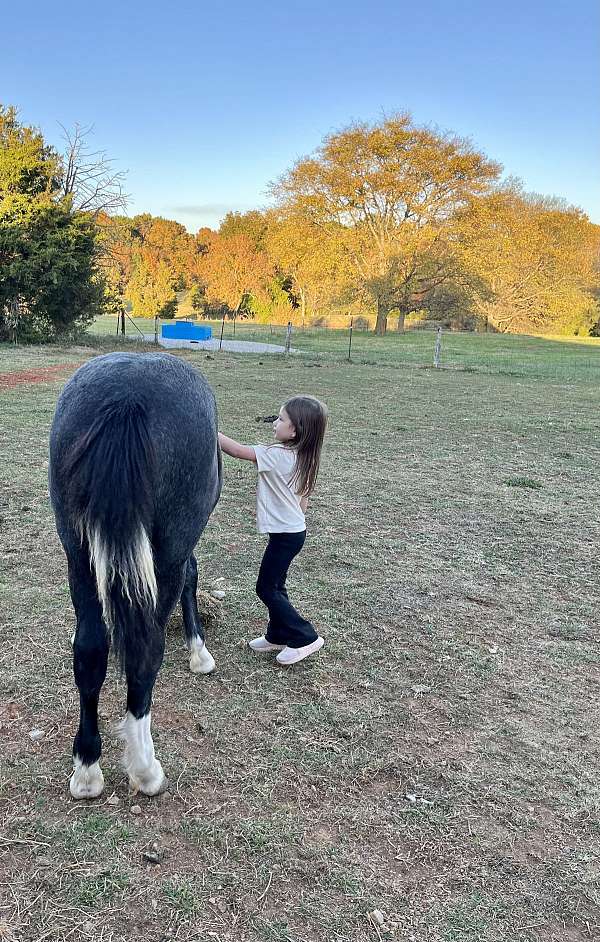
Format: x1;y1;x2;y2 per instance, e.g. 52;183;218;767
126;253;178;319
99;213;208;318
271;113;501;334
0;105;60;210
195;227;215;255
264;211;344;325
407;273;488;330
199;232;283;320
59;123;128;216
219;210;268;250
0;105;104;340
458;187;600;334
0;203;103;340
137;216;201;282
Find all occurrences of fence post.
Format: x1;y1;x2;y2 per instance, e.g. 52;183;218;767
10;299;20;344
434;326;442;368
284;321;292;355
348;317;353;362
233;292;244;340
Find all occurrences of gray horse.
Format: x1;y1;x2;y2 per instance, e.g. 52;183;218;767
49;352;221;799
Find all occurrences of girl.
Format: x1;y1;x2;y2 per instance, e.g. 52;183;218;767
218;395;328;666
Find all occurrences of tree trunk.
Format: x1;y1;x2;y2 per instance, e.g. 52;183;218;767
299;286;306;328
374;299;388;335
396;311;406;333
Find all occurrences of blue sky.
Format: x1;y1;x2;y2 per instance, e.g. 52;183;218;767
2;0;598;230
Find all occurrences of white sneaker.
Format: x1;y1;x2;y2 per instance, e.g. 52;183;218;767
248;636;285;653
276;637;325;666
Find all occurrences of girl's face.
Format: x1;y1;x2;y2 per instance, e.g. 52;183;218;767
273;407;296;443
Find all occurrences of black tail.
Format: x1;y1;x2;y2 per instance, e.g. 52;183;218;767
64;398;158;671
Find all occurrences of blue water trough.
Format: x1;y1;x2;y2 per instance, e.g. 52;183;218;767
161;321;212;341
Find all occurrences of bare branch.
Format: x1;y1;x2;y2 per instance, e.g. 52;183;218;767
58;123;129;216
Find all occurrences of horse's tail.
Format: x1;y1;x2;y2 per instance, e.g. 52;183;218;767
64;398;157;671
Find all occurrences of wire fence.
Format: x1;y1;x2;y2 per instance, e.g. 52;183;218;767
87;314;600;386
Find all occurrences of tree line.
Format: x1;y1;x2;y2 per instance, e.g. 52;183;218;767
1;104;598;341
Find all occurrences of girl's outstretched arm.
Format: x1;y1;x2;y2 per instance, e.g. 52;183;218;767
218;432;257;462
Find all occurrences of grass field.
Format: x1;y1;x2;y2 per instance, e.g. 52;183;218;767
1;331;599;942
88;314;600;385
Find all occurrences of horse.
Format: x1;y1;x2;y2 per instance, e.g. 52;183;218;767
49;352;222;799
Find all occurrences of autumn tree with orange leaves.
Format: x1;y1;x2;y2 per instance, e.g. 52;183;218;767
457;187;600;334
271;113;501;334
97;213;207;317
198;231;279;319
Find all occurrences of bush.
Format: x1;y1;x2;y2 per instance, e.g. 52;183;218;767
0;205;104;342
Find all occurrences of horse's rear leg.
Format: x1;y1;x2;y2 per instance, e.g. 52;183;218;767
118;562;184;796
68;554;109;799
182;554;216;674
118;631;167;796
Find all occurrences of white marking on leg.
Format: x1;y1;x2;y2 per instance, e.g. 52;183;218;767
116;711;166;796
70;758;104;799
189;636;216;674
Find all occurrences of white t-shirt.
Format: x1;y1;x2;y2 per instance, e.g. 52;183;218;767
253;443;306;534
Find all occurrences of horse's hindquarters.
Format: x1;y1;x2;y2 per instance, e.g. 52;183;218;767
49;352;220;797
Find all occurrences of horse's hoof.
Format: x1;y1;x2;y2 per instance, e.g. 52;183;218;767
70;759;104;799
129;760;167;797
189;643;216;674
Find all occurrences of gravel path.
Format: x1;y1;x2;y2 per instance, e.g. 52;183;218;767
142;334;291;354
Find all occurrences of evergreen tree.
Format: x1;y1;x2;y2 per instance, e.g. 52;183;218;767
0;105;105;341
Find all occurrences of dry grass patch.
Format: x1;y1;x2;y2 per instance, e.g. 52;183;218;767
0;340;599;941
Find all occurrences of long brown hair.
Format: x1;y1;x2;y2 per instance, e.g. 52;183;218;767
284;395;328;496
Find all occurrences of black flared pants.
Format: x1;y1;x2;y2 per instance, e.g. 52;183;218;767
256;531;318;648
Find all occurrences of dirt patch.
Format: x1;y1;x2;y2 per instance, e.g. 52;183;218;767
0;362;82;388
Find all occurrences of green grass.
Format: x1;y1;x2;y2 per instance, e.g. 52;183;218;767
161;879;200;915
503;477;543;489
76;869;130;908
87;313;600;385
0;335;599;941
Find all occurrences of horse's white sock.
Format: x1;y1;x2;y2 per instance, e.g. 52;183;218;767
116;711;166;796
189;636;216;674
70;757;104;799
